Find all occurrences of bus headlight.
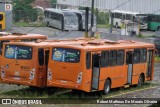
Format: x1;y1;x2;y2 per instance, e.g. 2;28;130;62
29;68;35;80
77;72;82;84
47;68;52;80
1;66;5;78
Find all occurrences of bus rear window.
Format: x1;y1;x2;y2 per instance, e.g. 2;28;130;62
52;48;80;63
5;45;32;59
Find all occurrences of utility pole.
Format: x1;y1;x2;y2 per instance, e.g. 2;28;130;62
91;0;94;37
85;7;89;38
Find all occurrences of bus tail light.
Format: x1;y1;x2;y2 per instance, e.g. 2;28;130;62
29;68;35;80
47;68;52;80
1;66;5;78
77;72;83;84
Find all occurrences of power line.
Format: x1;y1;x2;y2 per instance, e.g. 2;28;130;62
112;0;131;10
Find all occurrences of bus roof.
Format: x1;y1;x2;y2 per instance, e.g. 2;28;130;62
45;8;63;14
0;34;47;41
3;37;92;47
63;9;82;15
45;8;77;16
111;10;142;15
50;39;155;50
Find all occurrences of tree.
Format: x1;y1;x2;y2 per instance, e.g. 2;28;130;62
51;0;57;8
13;0;38;22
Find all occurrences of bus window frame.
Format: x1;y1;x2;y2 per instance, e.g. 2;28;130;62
109;50;117;67
4;44;33;60
86;52;91;70
100;51;109;68
52;47;81;63
133;49;140;64
117;50;125;66
0;40;10;55
140;48;147;63
38;48;45;66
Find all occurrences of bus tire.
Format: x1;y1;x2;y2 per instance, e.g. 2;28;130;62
137;74;144;87
103;79;111;95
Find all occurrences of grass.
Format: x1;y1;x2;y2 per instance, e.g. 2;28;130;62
14;21;46;27
155;56;160;62
104;82;156;98
97;24;111;28
0;82;156;99
137;33;155;38
0;82;157;104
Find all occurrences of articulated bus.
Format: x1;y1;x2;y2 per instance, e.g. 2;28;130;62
0;38;89;87
47;40;155;94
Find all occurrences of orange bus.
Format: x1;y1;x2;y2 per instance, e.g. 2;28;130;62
0;33;47;82
0;38;89;87
0;33;47;55
47;39;155;94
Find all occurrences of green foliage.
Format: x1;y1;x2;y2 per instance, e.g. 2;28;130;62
51;0;57;8
97;11;109;25
13;0;38;22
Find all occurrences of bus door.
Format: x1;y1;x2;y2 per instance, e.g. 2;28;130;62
126;51;133;84
91;53;100;90
44;49;50;85
38;48;47;87
147;50;153;78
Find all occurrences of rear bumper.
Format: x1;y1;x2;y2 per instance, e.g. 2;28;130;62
1;78;42;87
47;80;91;92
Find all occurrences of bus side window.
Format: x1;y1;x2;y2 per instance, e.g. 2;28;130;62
86;52;91;70
133;49;140;64
38;48;44;66
100;51;109;67
140;48;147;63
126;52;132;64
109;50;117;66
117;50;124;65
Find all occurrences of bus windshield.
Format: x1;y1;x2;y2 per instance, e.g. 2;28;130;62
5;45;32;59
135;14;148;23
63;12;78;25
52;48;80;63
64;15;78;25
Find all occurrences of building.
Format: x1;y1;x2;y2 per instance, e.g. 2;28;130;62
32;0;52;9
57;0;160;14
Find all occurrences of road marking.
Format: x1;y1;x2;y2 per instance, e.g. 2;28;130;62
12;27;26;33
105;86;157;98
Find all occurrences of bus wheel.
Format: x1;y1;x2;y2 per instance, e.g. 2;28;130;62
103;79;111;95
138;74;144;87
